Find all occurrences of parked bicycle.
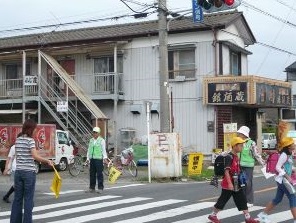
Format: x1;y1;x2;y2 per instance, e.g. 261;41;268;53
68;155;88;177
103;147;138;177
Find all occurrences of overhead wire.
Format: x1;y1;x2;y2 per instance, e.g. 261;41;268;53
119;0;155;13
241;1;296;29
254;0;296;73
0;0;295;64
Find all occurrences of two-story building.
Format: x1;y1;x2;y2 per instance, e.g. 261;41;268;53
0;11;291;157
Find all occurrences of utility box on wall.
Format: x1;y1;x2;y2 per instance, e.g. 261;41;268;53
150;132;182;178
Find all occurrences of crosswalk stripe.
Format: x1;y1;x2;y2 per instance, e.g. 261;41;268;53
33;197;152;220
43;190;84;195
42;184;146;196
105;184;146;189
0;195;119;217
112;202;216;223
173;206;263;222
46;199;187;223
240;210;292;223
1;194;293;223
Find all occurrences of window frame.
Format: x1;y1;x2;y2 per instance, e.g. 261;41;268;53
229;50;241;76
5;63;31;79
168;47;196;80
93;55;123;74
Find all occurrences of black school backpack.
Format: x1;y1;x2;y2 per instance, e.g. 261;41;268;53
214;153;233;176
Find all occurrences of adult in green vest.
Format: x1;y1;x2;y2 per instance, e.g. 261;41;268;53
237;126;265;208
86;127;108;193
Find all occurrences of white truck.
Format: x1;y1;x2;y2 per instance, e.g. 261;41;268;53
0;124;74;173
261;133;277;149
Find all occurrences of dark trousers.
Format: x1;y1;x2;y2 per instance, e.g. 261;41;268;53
89;159;104;190
214;189;248;211
241;166;254;203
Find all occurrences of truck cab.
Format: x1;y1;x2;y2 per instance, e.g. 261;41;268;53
262;133;277;149
0;124;74;174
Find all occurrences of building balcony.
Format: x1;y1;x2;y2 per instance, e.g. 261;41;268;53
0;72;124;102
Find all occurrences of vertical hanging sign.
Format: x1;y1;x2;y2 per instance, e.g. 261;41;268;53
192;0;203;23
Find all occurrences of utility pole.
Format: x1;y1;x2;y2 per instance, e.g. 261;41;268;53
158;0;170;133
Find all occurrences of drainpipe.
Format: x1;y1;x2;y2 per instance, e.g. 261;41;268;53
113;44;118;156
212;28;218;148
38;50;41;123
22;51;26;122
212;28;218;76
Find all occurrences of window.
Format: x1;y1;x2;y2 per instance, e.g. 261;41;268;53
230;51;241;76
93;56;123;92
168;49;195;79
57;132;69;145
5;63;31;90
5;63;31;79
94;56;123;73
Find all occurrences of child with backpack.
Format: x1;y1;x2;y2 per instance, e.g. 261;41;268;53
257;137;296;223
208;137;259;223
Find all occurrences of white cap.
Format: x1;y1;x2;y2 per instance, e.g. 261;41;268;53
237;126;250;138
93;127;101;133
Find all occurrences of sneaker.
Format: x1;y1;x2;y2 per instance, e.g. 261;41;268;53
245;218;260;223
2;197;10;203
257;212;271;223
85;188;95;193
97;189;103;194
208;215;221;223
247;203;254;208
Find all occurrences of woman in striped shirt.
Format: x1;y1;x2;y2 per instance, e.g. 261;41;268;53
10;119;53;223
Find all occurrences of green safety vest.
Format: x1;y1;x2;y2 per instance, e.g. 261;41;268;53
88;137;103;159
239;139;255;167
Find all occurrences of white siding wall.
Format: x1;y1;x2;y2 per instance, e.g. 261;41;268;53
0;25;250;154
107;35;218;153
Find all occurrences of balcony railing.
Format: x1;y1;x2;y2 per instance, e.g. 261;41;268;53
0;72;123;99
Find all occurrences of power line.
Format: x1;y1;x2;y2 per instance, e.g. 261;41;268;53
272;0;296;12
0;11;158;35
220;29;296;56
241;1;296;29
119;0;155;14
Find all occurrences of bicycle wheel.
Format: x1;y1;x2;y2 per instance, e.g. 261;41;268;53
127;160;138;177
68;156;83;177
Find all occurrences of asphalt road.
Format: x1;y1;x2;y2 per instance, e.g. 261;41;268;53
0;167;294;222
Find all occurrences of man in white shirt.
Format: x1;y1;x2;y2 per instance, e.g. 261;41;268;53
3;144;16;203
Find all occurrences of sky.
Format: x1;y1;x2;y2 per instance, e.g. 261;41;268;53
1;0;296;81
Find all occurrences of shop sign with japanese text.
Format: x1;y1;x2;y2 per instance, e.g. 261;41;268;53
188;153;203;175
256;83;291;106
207;82;247;104
24;76;38;86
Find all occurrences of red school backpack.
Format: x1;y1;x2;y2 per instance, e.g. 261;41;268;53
266;152;281;174
266;152;290;174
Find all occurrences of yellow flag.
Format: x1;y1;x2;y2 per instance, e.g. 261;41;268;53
50;166;62;198
108;166;122;184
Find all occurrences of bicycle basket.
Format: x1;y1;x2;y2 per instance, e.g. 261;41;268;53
121;149;131;158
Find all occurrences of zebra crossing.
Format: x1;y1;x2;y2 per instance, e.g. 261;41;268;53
0;193;294;223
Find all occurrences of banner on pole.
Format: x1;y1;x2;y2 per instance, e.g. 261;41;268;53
192;0;203;23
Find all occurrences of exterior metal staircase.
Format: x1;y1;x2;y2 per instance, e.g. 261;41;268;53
38;51;107;153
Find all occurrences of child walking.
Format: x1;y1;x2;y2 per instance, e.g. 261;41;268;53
208;136;259;223
257;137;296;223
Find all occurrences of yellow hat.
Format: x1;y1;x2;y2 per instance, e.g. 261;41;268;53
279;137;294;150
231;137;246;147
